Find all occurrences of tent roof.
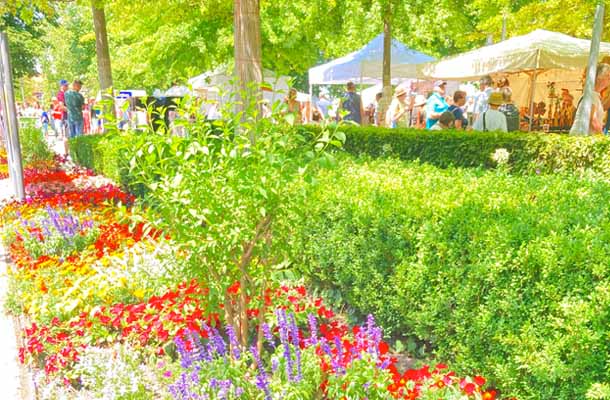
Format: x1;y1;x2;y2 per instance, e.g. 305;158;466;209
418;29;610;80
308;33;435;85
188;66;289;90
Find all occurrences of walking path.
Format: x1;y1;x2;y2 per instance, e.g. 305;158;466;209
0;179;32;399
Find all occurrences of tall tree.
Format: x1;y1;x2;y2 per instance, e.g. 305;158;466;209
91;0;112;91
234;0;263;117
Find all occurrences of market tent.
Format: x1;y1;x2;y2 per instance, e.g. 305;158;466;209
188;66;291;104
308;33;435;85
417;29;610;108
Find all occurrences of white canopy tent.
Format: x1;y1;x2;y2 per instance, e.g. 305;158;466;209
188;66;291;104
417;29;610;127
308;33;435;85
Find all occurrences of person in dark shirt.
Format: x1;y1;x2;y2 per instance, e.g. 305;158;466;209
64;80;85;138
448;90;468;129
340;81;364;124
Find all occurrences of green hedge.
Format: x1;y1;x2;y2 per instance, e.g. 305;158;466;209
298;156;610;400
20;127;53;166
302;125;610;177
69;133;145;196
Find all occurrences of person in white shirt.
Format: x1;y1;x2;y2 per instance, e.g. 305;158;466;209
472;92;508;132
473;75;494;122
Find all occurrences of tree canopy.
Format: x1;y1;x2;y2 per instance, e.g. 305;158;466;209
1;0;608;96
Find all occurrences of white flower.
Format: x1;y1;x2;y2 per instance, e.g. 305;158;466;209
491;148;510;166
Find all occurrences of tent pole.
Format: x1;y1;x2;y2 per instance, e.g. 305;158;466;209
309;84;313;123
528;69;538;132
359;63;365;125
528;49;541;132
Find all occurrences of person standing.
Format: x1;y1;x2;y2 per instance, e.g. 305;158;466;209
498;88;520;132
317;88;332;118
473;75;494;122
448;90;468;129
283;88;302;124
425;80;449;129
472;92;507;132
340;81;364;124
51;97;63;137
388;87;411;128
57;79;69;135
64;79;85;138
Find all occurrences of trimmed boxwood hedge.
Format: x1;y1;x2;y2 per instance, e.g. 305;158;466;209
70;126;610;399
302;125;610;177
297;156;610;400
69;133;147;196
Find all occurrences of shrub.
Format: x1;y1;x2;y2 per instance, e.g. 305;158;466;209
19;127;53;166
69;133;145;196
301;125;610;177
297;156;610;400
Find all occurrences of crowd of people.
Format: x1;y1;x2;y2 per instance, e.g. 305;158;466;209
286;76;524;133
19;67;610;138
17;79;101;139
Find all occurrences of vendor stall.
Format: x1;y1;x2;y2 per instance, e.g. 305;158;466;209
417;29;610;131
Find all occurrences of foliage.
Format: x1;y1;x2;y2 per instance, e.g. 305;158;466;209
302;124;610;177
124;94;345;346
0;12;47;79
297;155;610;400
19;127;54;166
38;3;97;96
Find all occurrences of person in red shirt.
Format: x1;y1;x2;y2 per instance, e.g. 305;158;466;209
57;79;68;135
51;97;64;137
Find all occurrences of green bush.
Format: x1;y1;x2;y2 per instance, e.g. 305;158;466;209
298;156;610;400
302;125;610;177
19;127;53;166
69;133;145;196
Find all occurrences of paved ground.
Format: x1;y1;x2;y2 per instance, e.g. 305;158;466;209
0;179;31;399
0;135;104;399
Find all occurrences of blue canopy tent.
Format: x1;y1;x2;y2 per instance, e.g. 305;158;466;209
308;33;435;86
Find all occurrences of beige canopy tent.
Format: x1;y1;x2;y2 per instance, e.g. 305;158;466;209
417;29;610;129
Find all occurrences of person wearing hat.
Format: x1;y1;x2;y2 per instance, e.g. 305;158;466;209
388;86;412;128
472;91;507;132
425;80;449;129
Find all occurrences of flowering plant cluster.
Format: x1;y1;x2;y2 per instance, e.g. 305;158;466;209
1;158;505;399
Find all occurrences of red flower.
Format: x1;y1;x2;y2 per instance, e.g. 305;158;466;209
473;375;486;387
227;281;240;295
482;390;497;400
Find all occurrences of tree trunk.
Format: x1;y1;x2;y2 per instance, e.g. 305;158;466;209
233;0;263;134
377;12;392;127
91;2;113;91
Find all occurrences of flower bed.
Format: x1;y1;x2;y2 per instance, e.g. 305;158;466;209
1;159;502;399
